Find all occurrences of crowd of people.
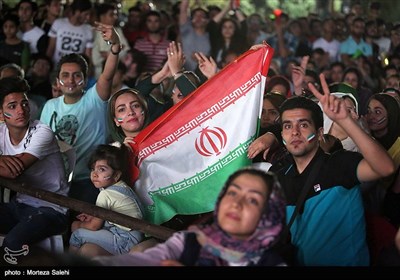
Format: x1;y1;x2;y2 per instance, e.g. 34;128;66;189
0;0;399;266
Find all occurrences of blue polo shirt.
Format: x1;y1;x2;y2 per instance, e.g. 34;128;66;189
271;148;369;266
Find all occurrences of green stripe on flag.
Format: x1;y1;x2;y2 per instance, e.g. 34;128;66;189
146;137;255;224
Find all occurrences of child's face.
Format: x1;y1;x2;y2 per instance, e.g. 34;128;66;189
217;173;268;240
90;159;118;189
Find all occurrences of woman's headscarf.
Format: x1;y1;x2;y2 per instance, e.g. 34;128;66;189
188;167;286;265
368;93;400;150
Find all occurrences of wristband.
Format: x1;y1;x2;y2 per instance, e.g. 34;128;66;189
110;44;122;55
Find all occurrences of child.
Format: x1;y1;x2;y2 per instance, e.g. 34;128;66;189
69;144;144;257
94;167;286;266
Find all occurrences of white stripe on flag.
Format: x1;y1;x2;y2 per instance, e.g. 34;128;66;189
134;45;274;224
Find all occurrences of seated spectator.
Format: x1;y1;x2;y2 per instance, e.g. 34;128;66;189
69;144;144;257
0;77;69;254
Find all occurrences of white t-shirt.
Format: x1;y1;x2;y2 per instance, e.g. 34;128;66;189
48;17;94;65
313;37;341;62
0;120;69;214
17;26;45;54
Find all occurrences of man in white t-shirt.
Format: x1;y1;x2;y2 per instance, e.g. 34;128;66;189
16;0;45;54
0;77;69;253
46;0;93;66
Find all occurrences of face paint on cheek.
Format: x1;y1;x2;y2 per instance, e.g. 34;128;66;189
77;80;84;86
103;176;112;180
307;133;316;142
376;117;387;125
3;112;12;119
282;139;287;145
117;117;123;123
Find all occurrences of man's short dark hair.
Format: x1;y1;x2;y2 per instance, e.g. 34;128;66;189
16;0;38;13
56;53;88;80
279;96;323;130
190;7;209;19
0;77;30;106
70;0;92;13
145;10;161;20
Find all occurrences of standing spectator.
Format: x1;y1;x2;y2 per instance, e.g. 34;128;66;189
247;13;269;46
208;1;248;67
35;0;63;34
16;0;45;55
122;6;145;48
92;3;130;79
134;10;170;73
374;19;391;56
0;13;30;71
266;13;298;73
312;18;340;63
339;17;373;67
35;0;63;55
179;0;210;72
46;0;93;66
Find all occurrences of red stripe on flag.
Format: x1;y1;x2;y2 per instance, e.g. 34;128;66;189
134;45;274;160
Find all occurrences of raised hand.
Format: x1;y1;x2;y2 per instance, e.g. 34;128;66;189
167;41;185;77
292;55;309;95
308;74;349;122
94;21;121;46
195;52;218;79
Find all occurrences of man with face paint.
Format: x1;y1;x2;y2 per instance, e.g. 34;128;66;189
0;77;69;254
250;74;395;266
40;22;123;205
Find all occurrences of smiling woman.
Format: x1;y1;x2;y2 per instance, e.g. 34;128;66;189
107;88;148;186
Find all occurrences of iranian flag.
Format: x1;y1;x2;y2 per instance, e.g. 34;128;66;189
134;45;274;225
